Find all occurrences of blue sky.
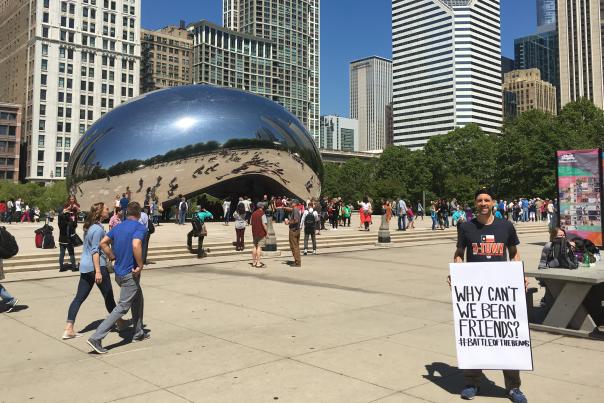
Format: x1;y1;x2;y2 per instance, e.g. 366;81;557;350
143;0;537;116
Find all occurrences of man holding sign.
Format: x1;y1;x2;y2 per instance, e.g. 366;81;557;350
452;188;529;403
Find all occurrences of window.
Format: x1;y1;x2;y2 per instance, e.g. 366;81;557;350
40;74;47;85
65;137;71;148
55;167;62;178
56;152;62;162
44;0;49;8
57;137;63;147
38;135;45;147
79;124;86;134
37;166;44;177
38;150;45;161
65;152;70;161
42;44;48;56
39;105;46;116
41;59;48;71
39;120;45;131
40;89;46;101
59;62;65;73
42;27;49;38
43;12;49;23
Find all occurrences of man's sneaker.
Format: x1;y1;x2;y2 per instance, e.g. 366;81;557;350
461;385;479;400
303;250;308;255
5;298;19;313
87;338;108;354
312;250;317;255
132;332;151;343
508;388;527;403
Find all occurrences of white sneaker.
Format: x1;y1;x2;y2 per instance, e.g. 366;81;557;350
312;250;317;255
303;250;308;255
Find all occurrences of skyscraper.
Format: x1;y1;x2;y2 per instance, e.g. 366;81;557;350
222;0;320;139
557;0;603;108
537;0;557;33
503;69;557;116
319;116;359;152
392;0;502;148
350;56;392;151
141;22;192;94
514;31;559;108
0;0;140;181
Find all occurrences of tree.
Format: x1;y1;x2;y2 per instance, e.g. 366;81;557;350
424;124;497;202
557;98;604;148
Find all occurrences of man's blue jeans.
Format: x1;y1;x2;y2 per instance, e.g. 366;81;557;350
178;211;186;225
398;214;407;230
522;208;529;222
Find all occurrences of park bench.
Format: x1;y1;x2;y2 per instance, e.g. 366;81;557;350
525;266;604;338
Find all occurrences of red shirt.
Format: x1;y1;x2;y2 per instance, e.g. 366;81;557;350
0;202;6;213
251;209;267;238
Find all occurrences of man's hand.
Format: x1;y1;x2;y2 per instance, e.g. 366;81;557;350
132;266;143;277
95;271;103;285
525;277;529;292
447;275;451;288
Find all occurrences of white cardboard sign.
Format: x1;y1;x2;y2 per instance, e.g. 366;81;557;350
449;261;533;370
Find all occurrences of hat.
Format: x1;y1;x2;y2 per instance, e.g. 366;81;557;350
291;198;300;204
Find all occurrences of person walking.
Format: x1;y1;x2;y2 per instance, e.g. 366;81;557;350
417;202;424;220
250;202;267;268
242;196;252;223
138;208;151;264
406;203;415;229
285;199;302;267
397;197;407;231
222;199;231;225
119;193;129;220
6;199;14;224
301;203;319;255
452;188;528;403
187;206;213;258
177;197;188;225
342;203;351;227
0;257;18;313
63;203;126;339
58;209;77;272
233;202;247;251
87;202;148;354
359;197;372;231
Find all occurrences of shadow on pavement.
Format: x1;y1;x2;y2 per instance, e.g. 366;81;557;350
77;319;103;334
423;362;507;398
1;304;29;313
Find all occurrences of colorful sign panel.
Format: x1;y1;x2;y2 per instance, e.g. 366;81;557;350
557;149;602;246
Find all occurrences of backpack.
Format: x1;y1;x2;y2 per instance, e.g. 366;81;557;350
35;232;43;248
42;232;55;249
180;202;188;212
304;212;316;233
148;219;155;235
191;213;205;234
0;227;19;258
547;238;579;269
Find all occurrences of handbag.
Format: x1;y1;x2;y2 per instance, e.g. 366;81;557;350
199;223;208;237
70;232;83;247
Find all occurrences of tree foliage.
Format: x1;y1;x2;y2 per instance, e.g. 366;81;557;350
0;181;68;212
320;99;604;205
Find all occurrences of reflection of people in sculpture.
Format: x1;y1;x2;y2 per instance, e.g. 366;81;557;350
137;178;144;193
187;206;213;258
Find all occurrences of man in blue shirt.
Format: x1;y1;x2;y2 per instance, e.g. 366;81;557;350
87;201;148;354
119;193;129;220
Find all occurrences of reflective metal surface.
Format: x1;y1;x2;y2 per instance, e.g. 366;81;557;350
66;85;323;209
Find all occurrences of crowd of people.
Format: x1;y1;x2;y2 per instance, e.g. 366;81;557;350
0;199;42;223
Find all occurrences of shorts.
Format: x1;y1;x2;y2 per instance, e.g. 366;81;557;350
253;236;266;247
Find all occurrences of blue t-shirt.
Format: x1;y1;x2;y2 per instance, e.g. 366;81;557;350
107;219;147;276
79;223;107;274
119;197;129;211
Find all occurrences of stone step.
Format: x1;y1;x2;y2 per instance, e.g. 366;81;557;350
3;226;546;274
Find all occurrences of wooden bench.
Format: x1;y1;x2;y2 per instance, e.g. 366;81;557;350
525;267;604;338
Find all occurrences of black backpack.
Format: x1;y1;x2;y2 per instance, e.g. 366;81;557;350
0;226;19;258
547;238;579;269
191;213;203;233
304;212;316;233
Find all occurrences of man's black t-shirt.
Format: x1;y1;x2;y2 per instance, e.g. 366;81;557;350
457;218;519;262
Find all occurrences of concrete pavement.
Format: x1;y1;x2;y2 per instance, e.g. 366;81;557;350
1;227;603;402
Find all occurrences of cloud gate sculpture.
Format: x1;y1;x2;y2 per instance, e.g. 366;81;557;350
66;85;323;209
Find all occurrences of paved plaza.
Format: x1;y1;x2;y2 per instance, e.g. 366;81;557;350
2;222;604;403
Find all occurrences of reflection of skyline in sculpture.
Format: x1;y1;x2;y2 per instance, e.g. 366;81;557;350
67;85;323;209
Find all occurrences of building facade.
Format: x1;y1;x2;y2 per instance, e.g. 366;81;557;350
0;0;140;182
392;0;502;149
350;56;392;151
189;20;274;98
222;0;320;139
537;0;557;33
0;103;22;182
385;103;394;146
501;56;515;76
557;0;604;109
515;30;560;108
141;23;192;93
503;69;557;117
319;115;359;152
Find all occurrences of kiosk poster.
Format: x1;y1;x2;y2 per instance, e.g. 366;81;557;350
557;149;602;247
449;262;533;370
